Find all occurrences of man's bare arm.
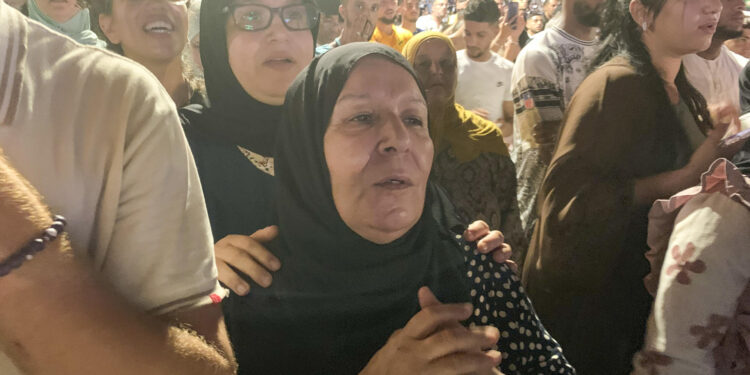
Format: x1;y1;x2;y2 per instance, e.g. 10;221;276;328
0;151;237;375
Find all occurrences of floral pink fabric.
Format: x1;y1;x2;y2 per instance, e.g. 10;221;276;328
632;159;750;375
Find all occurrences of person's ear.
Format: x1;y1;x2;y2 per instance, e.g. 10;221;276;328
99;13;121;44
629;0;649;31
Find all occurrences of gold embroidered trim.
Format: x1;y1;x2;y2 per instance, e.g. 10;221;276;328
237;146;275;176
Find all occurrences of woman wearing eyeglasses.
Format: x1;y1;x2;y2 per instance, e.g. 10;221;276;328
98;0;205;106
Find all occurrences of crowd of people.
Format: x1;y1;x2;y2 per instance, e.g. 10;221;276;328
1;0;750;373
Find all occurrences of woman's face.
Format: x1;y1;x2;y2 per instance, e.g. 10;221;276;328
226;0;315;106
99;0;188;64
324;56;433;245
36;0;80;23
642;0;722;55
412;38;457;109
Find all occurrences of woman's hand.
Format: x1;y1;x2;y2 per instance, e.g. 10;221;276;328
464;221;515;271
687;103;746;175
361;287;501;375
215;226;281;295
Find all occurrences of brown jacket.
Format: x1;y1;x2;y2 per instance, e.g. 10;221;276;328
522;57;696;375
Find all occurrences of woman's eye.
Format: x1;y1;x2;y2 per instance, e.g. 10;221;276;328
350;113;374;124
404;117;424;127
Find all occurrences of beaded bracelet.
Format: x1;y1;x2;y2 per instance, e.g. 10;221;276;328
0;215;67;277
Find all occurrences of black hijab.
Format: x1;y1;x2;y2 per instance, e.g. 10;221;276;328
188;0;318;155
230;43;471;374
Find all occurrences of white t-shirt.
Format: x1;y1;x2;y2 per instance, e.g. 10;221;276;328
0;4;223;374
683;45;748;111
509;24;599;234
416;15;440;31
455;49;514;124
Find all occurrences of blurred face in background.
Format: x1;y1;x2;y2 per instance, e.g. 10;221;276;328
412;38;457;109
714;0;745;40
639;0;721;56
340;0;380;37
526;14;544;34
725;26;750;57
543;0;559;18
100;0;189;64
431;0;447;19
378;0;398;23
464;20;499;60
318;13;343;43
399;0;420;22
225;0;315;105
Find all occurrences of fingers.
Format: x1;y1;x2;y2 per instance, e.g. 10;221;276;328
491;244;513;265
227;232;281;272
404;301;473;339
464;220;490;242
216;242;274;288
216;259;250;295
422;325;500;360
418;286;442;309
426;350;502;375
249;225;280;244
476;230;505;254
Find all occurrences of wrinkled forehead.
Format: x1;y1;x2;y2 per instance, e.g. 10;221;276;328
414;38;455;60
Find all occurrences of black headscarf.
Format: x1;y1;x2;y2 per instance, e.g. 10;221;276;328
230;43;471;374
190;0;318;155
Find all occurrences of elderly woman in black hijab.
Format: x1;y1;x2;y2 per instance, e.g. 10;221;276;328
231;42;575;375
184;0;510;297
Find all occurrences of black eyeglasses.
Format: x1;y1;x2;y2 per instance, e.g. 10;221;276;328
223;3;319;31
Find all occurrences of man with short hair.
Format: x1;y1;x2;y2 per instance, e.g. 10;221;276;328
415;0;446;31
510;0;603;243
0;1;235;374
683;0;747;111
315;0;379;55
525;11;544;37
542;0;559;23
371;0;413;52
398;0;420;33
317;0;344;46
456;0;515;146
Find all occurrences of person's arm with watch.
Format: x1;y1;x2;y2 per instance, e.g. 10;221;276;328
0;151;237;375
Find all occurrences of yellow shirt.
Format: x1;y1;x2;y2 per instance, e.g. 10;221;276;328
371;25;413;53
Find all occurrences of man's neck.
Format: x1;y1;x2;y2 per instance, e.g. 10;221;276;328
559;9;595;41
140;57;189;106
432;14;442;26
401;19;417;32
468;49;492;62
377;21;394;35
697;37;725;60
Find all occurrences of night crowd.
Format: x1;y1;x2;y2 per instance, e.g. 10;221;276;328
0;0;749;373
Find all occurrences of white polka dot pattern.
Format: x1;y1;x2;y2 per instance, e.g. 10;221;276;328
459;237;576;374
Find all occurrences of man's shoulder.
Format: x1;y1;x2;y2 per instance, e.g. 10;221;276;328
723;45;748;71
490;52;514;71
